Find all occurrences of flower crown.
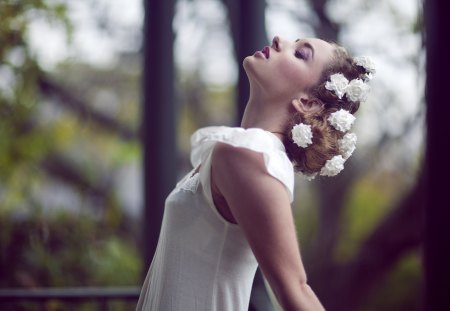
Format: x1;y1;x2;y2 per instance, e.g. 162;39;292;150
290;56;375;180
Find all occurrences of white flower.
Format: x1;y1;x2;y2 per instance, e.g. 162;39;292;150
291;123;313;148
327;109;355;132
345;79;370;103
338;132;357;159
325;73;348;99
354;56;376;74
300;172;317;181
320;155;345;177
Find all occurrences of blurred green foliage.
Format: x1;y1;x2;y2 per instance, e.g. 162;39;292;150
0;209;139;288
336;174;393;262
0;0;71;207
340;172;422;310
0;2;142;310
362;251;422;311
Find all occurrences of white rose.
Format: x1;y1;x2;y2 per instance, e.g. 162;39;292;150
338;132;357;159
354;56;376;74
291;123;313;148
320;155;345;177
345;79;370;103
327;109;355;132
325;73;348;99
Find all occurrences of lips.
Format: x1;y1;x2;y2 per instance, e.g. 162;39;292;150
262;46;270;59
253;46;270;59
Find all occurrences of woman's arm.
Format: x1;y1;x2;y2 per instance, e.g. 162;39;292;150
211;142;325;311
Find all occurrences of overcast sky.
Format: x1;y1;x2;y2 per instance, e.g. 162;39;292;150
28;0;419;79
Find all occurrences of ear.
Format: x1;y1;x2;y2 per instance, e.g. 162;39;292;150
291;97;324;114
291;98;304;112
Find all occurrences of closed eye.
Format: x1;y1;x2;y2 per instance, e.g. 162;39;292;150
295;47;311;60
295;49;304;59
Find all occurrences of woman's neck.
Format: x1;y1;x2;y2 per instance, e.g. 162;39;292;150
240;93;290;141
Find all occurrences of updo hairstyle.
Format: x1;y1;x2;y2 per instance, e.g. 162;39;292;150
283;46;369;175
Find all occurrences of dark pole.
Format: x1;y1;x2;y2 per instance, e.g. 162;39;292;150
141;0;176;274
236;0;267;123
424;0;450;309
225;0;267;124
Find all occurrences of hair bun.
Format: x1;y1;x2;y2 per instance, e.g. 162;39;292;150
284;106;345;175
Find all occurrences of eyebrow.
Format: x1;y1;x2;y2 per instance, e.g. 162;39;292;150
295;39;315;60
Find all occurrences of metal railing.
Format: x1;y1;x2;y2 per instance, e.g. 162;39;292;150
0;287;140;311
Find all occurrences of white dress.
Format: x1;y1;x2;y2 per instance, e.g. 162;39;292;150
136;126;295;311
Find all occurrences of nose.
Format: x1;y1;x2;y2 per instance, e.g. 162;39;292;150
271;36;281;51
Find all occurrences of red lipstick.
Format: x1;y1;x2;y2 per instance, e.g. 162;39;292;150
254;46;270;59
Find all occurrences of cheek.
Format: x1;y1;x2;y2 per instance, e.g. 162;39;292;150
274;60;307;90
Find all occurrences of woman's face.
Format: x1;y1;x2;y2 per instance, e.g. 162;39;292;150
243;36;335;101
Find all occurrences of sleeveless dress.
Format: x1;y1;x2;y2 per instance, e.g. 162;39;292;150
136;126;295;311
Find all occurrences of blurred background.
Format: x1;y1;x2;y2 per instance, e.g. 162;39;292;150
0;0;425;310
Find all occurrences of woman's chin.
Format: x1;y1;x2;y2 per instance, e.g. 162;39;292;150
242;56;252;69
243;56;260;77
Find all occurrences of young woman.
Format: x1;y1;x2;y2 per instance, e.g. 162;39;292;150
136;35;375;311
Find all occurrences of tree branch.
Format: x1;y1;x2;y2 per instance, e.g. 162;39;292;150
307;0;339;42
37;75;138;141
40;153;113;208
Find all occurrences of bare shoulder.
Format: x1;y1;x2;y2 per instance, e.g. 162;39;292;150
212;141;267;175
211;141;290;215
